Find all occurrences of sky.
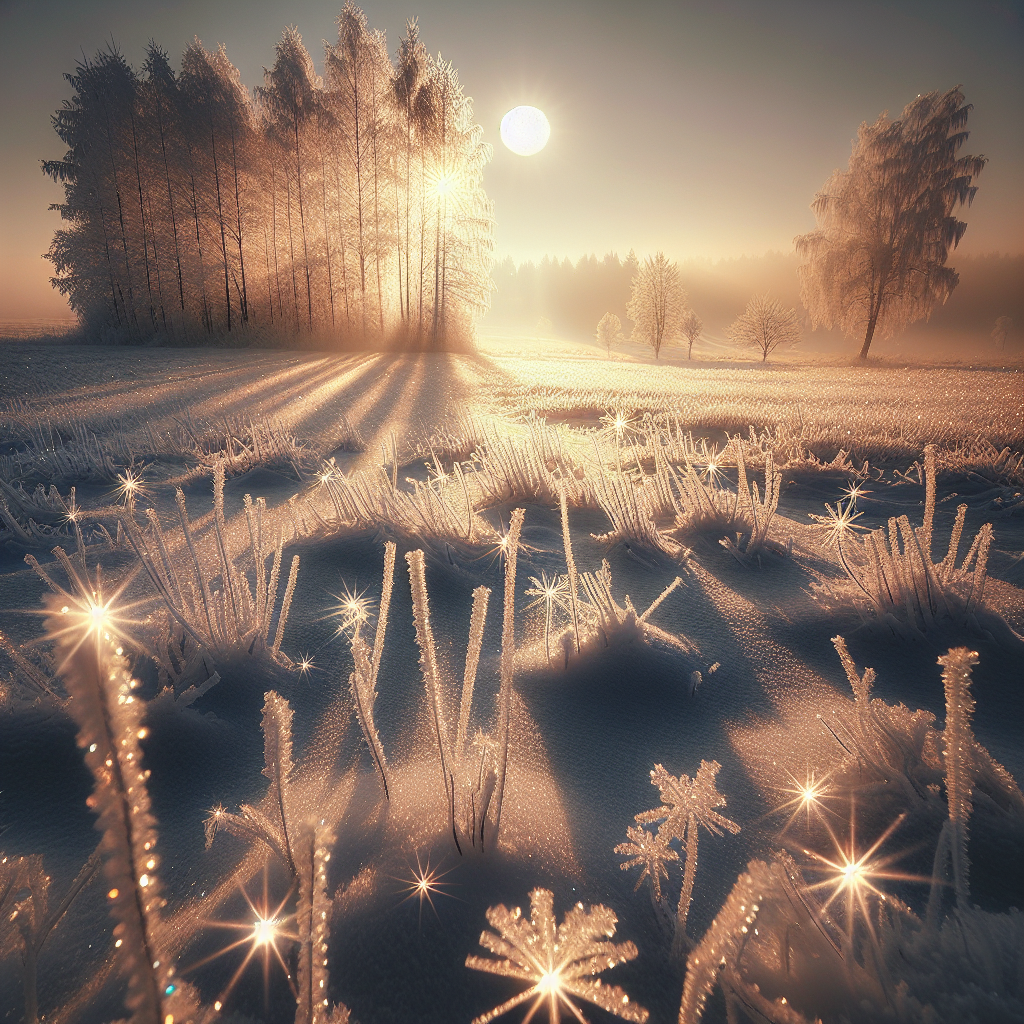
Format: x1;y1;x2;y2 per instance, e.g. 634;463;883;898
0;0;1021;320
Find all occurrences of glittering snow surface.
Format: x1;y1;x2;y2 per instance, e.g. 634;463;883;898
0;340;1021;1024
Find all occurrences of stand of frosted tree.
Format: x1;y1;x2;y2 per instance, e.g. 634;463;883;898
43;6;494;350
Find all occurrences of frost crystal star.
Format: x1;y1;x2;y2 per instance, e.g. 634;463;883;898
615;825;678;900
466;888;648;1024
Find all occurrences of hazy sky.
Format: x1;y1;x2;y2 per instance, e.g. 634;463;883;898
1;0;1021;319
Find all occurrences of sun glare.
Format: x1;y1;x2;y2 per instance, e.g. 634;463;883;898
500;105;550;156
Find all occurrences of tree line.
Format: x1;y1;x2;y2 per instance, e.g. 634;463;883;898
43;4;493;349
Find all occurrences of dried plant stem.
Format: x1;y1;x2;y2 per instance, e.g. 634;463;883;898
407;548;459;850
491;507;525;845
560;489;581;654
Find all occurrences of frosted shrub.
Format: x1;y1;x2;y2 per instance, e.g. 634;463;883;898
689;645;1024;1022
407;508;524;852
471;413;592;508
557;494;690;661
0;481;119;549
0;846;100;1023
812;446;1004;637
303;458;496;553
121;462;299;676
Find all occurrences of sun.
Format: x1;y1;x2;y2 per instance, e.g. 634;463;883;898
500;105;550;156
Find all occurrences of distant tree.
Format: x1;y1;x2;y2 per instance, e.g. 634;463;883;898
727;293;800;362
627;251;686;359
596;312;623;357
535;315;553;339
796;86;986;360
991;316;1012;350
681;309;703;360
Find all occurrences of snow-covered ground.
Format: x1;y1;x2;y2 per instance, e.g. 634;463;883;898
0;340;1021;1024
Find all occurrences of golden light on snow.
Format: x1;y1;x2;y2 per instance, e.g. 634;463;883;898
500;106;550;156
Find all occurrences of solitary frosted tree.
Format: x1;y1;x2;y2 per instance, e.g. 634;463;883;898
596;311;623;357
681;309;703;360
627;251;686;359
796;87;985;360
991;316;1012;350
727;293;800;362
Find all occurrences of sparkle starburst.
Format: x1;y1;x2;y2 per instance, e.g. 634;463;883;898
394;850;458;924
771;768;839;833
799;804;929;945
113;467;147;511
810;498;866;549
186;868;298;1010
841;479;872;505
324;582;375;637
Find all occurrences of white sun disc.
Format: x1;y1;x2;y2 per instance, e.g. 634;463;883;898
500;106;550;156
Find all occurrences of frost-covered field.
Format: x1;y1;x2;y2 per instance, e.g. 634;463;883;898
1;340;1022;1024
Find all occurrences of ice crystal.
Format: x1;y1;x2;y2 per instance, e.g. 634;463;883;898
465;887;648;1023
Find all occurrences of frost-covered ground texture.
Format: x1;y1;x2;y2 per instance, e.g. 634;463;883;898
0;342;1022;1024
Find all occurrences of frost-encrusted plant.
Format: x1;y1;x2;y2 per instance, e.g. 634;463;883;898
187;415;317;479
524;570;570;666
122;464;300;674
303;459;494;551
633;761;741;949
203;690;351;1023
826;636;944;804
407;507;523;853
293;823;350;1024
662;443;788;563
932;647;977;913
205;690;299;875
812;446;1001;637
465;887;648;1024
688;644;1024;1023
0;625;62;708
558;495;689;661
43;595;200;1024
681;848;1024;1023
0;846;101;1024
678;858;778;1024
614;825;678;902
0;480;119;549
472;414;592;508
347;542;396;800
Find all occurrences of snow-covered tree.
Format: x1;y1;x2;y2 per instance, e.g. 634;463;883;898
795;87;985;360
626;252;686;359
991;315;1012;350
596;311;623;357
681;309;703;359
727;293;800;362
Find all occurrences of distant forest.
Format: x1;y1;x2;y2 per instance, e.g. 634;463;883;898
485;251;1023;351
44;5;492;349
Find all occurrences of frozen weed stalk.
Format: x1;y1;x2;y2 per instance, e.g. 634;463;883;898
42;579;201;1023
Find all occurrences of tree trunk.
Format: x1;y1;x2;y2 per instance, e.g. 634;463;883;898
859;312;879;360
209;124;232;331
229;123;249;324
292;115;313;332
